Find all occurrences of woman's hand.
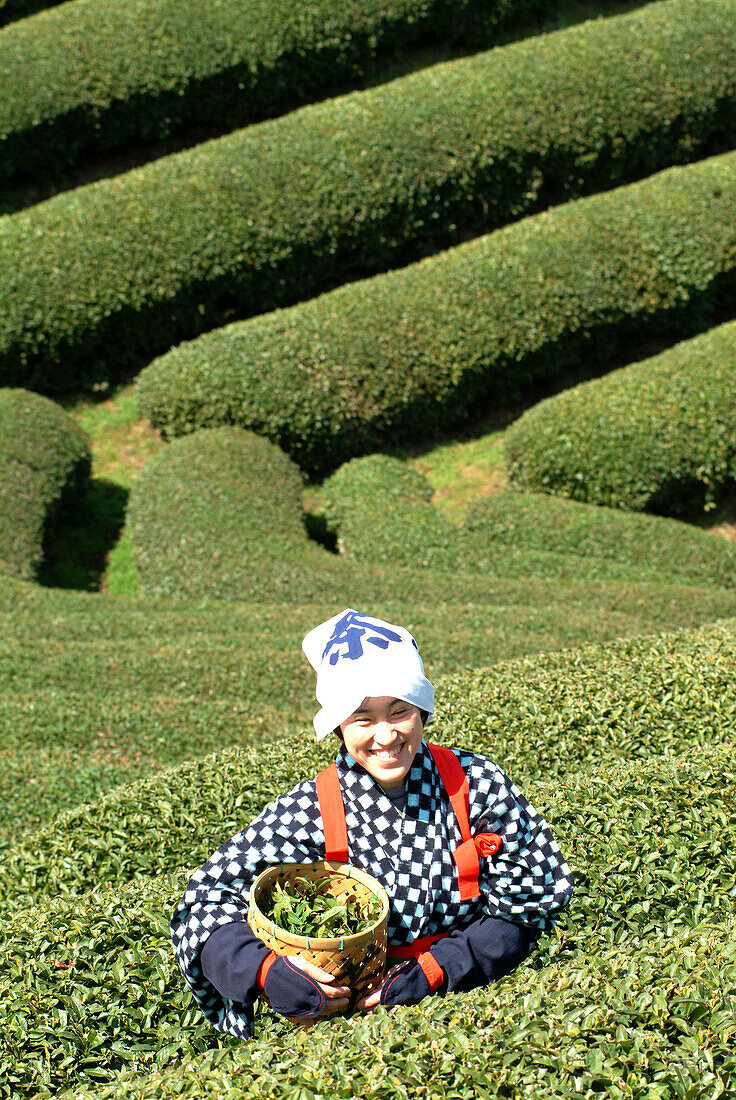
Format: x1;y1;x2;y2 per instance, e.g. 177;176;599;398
356;960;433;1012
263;954;350;1020
356;959;442;1007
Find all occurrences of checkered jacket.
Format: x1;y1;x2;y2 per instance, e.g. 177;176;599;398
171;740;573;1037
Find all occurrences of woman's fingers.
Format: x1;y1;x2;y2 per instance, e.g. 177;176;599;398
356;986;382;1011
287;955;350;996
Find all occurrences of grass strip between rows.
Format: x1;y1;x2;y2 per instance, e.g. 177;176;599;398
3;0;736;392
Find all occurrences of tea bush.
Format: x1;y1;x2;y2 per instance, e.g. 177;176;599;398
139;150;736;475
0;0;546;190
126;427;331;601
67;914;736;1100
505;318;736;517
0;389;90;579
126;430;736;605
465;489;736;587
4;616;735;919
2;742;733;1096
4;0;736;391
323;454;736;587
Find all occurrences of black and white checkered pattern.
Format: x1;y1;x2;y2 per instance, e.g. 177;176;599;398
171;740;573;1038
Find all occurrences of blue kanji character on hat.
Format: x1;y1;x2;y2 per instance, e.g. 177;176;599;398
322;610;403;665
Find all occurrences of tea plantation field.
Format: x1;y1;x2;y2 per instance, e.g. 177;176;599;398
2;0;735;1095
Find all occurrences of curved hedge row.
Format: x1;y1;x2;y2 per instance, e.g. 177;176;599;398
70;913;736;1100
0;389;90;579
0;0;545;191
3;742;733;1096
465;488;736;587
4;0;736;392
139;149;736;475
126;427;328;601
504;319;736;517
322;454;736;587
3;616;734;918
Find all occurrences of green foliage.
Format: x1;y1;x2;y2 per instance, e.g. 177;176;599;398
67;913;736;1100
323;454;736;587
2;741;733;1097
126;427;326;601
139;147;736;476
465;489;736;587
505;318;736;518
0;0;546;191
4;0;736;392
128;432;736;604
0;389;90;580
3;617;735;920
261;877;383;938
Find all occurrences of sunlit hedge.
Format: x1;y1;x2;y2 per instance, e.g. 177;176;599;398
0;0;545;190
139;150;736;475
322;454;736;587
0;389;90;579
505;319;736;518
4;0;736;391
126;427;331;601
465;489;736;587
2;742;733;1097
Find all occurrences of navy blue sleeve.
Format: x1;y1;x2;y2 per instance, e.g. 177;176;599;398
200;922;325;1018
380;916;539;1008
431;914;540;993
199;921;270;1004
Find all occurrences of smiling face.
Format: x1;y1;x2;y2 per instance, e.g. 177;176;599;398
339;695;424;790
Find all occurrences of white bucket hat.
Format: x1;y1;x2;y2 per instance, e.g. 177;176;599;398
302;608;435;740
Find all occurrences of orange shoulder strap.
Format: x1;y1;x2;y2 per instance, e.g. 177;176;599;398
428;742;499;901
315;762;349;863
427;743;471;839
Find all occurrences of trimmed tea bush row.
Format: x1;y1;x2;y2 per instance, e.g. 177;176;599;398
140;149;736;475
464;488;736;586
505;318;736;517
0;389;90;579
4;0;736;391
323;454;736;587
0;0;546;190
67;914;736;1100
3;616;735;918
126;429;736;602
127;427;338;602
3;744;733;1096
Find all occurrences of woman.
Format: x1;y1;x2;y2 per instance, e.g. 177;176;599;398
171;609;574;1038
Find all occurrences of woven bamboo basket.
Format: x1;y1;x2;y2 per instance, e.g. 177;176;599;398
249;861;389;1002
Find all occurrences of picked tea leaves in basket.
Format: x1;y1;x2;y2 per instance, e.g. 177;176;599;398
249;861;389;1004
262;874;383;937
